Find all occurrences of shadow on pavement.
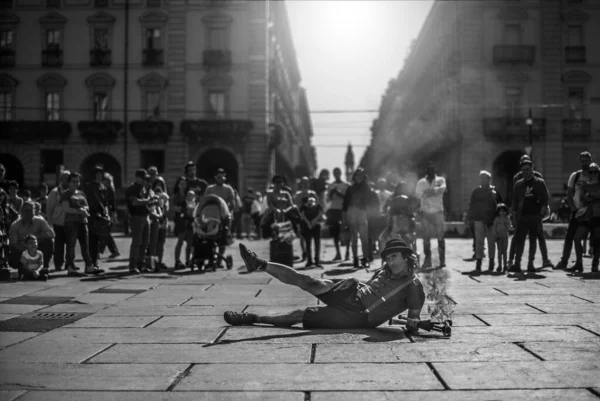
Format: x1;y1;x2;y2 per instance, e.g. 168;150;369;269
323;268;362;276
568;271;600;280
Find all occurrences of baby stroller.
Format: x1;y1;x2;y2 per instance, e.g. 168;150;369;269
191;195;233;272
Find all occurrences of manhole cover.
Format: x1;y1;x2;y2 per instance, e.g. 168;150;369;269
0;296;73;305
91;288;146;294
0;312;92;332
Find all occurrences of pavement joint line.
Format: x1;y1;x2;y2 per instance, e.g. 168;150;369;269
211;326;230;344
203;284;215;291
404;328;415;343
255;289;262;297
493;288;509;296
535;282;551;288
79;343;116;364
444;295;457;305
178;297;193;306
576;325;600;338
310;343;317;363
468;276;481;283
142;316;164;328
166;363;194;391
426;362;450;390
241;305;249;312
514;342;545;361
471;314;491;326
525;303;548;314
571;294;594;303
587;387;600;398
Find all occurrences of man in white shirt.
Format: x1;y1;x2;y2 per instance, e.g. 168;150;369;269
326;168;350;261
45;170;71;271
415;161;446;268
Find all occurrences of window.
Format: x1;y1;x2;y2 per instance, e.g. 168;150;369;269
46;0;60;7
0;92;11;121
208;27;227;50
208;91;226;118
567;25;583;46
93;28;108;50
0;30;12;48
140;149;165;173
505;86;522;119
503;24;522;45
145;91;160;119
93;91;108;121
145;28;161;49
41;150;63;174
568;87;584;119
46;29;60;50
45;92;60;121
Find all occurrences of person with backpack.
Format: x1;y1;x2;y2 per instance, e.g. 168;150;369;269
571;162;600;272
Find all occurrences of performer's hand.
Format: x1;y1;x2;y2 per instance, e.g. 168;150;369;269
406;317;419;333
334;278;356;291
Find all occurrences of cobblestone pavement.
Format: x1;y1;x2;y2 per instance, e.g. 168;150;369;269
0;235;599;400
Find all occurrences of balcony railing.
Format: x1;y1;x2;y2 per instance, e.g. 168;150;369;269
0;121;71;142
483;117;546;139
493;45;535;66
0;48;15;68
142;48;163;66
563;119;591;139
90;48;112;67
42;48;63;67
565;46;586;63
202;49;232;69
181;119;254;144
78;120;122;142
130;120;173;143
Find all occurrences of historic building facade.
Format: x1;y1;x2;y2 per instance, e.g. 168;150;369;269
361;0;600;219
0;0;316;194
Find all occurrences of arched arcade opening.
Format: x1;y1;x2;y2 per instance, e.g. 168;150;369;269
80;153;123;188
197;148;239;190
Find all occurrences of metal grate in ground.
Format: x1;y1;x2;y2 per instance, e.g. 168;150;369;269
90;288;147;294
0;312;92;332
0;296;73;305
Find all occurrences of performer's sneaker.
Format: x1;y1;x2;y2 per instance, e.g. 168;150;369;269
542;260;554;268
224;311;258;326
566;262;583;273
239;243;267;272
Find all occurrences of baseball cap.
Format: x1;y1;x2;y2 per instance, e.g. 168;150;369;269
216;168;226;175
135;168;150;179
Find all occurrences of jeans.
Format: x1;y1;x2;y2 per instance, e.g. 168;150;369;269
157;227;167;262
99;234;119;255
347;206;369;261
496;237;509;269
89;230;101;265
560;212;579;263
474;221;495;261
302;225;322;263
514;215;541;267
129;215;150;268
148;219;159;257
53;224;67;269
65;221;92;268
421;211;446;264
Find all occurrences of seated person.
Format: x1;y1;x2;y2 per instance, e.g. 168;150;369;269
19;234;48;281
223;239;425;332
9;201;55;269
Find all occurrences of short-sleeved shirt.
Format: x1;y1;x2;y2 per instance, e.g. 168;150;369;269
61;189;88;223
295;190;317;208
126;183;150;216
9;216;54;250
327;181;350;210
522;179;541;215
21;250;43;271
205;184;236;210
568;170;591;210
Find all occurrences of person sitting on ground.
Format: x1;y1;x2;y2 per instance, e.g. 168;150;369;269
223;239;425;332
19;234;48;281
8;201;55;271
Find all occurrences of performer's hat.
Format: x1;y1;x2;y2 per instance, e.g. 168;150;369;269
381;238;414;260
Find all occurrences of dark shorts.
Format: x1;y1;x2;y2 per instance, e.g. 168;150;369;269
302;279;373;329
326;209;343;227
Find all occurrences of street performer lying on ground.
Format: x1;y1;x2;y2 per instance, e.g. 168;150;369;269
224;239;425;333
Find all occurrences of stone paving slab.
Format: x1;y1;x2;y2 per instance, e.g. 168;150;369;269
13;391;304;401
522;341;600;361
0;332;38;348
0;334;110;363
0;304;46;314
89;343;311;364
433;361;600;389
95;305;244;316
0;363;188;391
314;342;537;363
36;303;108;313
310;389;600;401
146;316;228;329
121;295;194;307
0;285;49;298
526;303;600;314
580;322;600;336
0;314;18;321
71;293;135;305
451;303;541;314
130;285;212;296
475;313;600;326
64;315;161;328
46;327;222;343
184;297;316;306
0;390;26;401
449;295;590;304
29;284;108;297
101;283;157;290
220;326;411;344
175;363;443;391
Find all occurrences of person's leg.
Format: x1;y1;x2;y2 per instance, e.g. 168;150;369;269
78;223;93;267
138;217;151;267
314;226;322;264
474;221;485;260
88;230;100;266
264;260;335;293
53;224;66;270
174;232;185;265
64;222;78;269
526;217;539;271
148;220;159;258
256;309;305;327
303;229;313;265
508;232;517;266
128;215;144;269
8;246;21;269
486;224;495;270
107;233;119;255
501;237;509;271
348;213;359;263
357;211;370;263
157;227;167;263
572;225;587;269
537;220;550;264
38;238;54;269
592;224;600;271
557;213;578;267
435;212;446;266
513;219;528;270
421;213;432;266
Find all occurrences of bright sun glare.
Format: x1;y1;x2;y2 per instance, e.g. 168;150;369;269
322;1;376;45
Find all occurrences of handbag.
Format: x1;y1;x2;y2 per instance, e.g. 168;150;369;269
89;215;112;237
575;206;592;223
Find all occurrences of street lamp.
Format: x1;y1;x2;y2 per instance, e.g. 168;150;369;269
525;107;533;156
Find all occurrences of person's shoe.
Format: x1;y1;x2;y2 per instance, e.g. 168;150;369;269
508;263;522;273
39;270;49;281
174;261;186;270
591;262;599;273
464;254;477;262
553;260;568;270
55;265;63;272
67;269;84;277
305;260;314;268
422;258;432;269
488;260;495;273
129;267;141;275
542;260;554;268
314;261;324;268
85;266;102;275
496;266;503;273
527;264;537;273
332;253;342;262
239;243;267;272
92;265;105;274
223;311;258;326
361;258;370;270
566;262;583;273
108;252;120;259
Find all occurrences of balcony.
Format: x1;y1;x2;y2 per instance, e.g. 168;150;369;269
90;48;112;67
565;46;586;64
42;48;63;67
202;49;232;69
181;119;254;144
142;48;163;66
130;120;174;143
483;117;546;140
493;45;535;66
563;119;591;140
0;48;15;68
0;121;71;142
78;120;122;142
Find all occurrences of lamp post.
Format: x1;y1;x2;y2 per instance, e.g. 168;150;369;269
525;107;533;157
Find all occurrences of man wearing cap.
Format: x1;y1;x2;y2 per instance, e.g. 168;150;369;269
222;240;425;332
467;170;501;273
46;170;71;271
510;158;550;273
84;165;110;270
183;161;208;194
125;169;159;274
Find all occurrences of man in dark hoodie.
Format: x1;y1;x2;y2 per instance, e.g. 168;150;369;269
510;159;550;273
467;170;501;273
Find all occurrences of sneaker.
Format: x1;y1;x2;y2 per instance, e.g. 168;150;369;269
239;243;267;272
361;258;370;270
314;261;324;268
508;264;522;273
332;253;342;262
108;252;120;259
542;260;554;268
527;264;536;273
305;260;314;268
129;267;141;274
67;269;84;277
554;260;568;270
85;266;103;275
223;311;258;326
566;262;583;273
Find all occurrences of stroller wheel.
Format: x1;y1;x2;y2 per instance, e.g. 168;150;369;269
226;255;233;269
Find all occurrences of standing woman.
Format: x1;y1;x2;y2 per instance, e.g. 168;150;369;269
342;167;372;269
171;176;189;269
100;173;120;258
572;162;600;272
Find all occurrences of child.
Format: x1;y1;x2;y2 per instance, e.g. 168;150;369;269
493;203;511;273
300;194;324;268
154;184;169;270
20;234;48;281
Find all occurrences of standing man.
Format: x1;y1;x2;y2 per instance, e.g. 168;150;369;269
126;169;157;274
326;167;350;262
205;168;236;261
46;170;71;271
183;161;208;194
510;159;550;273
415;161;447;268
467;170;500;273
555;151;593;270
84;165;110;270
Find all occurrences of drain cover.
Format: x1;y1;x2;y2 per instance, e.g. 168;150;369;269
0;296;73;305
91;288;146;294
0;312;92;332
